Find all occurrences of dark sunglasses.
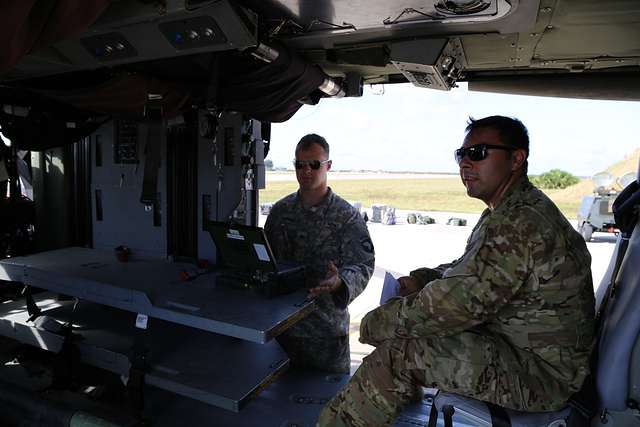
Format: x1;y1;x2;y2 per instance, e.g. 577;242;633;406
293;159;330;170
454;144;515;164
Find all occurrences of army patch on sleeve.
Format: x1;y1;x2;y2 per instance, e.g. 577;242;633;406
361;237;374;253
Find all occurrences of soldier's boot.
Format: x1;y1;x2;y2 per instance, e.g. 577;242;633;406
317;371;394;426
318;345;417;426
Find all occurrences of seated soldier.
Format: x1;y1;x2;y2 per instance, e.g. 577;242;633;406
318;116;596;426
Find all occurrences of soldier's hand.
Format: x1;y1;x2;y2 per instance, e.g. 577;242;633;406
359;298;406;346
398;276;420;296
308;261;343;298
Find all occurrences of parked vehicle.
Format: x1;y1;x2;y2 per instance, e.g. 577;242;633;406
577;172;635;241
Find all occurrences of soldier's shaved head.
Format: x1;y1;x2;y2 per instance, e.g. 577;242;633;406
295;133;329;158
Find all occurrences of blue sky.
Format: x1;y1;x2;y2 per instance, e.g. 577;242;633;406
270;83;640;176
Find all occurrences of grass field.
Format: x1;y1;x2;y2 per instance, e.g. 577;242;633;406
260;175;584;218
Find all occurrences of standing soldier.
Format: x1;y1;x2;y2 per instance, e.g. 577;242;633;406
318;116;596;425
264;133;375;374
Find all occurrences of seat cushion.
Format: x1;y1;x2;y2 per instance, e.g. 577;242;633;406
597;219;640;410
434;391;570;427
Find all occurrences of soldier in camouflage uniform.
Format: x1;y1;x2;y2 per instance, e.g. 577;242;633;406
264;134;375;374
318;116;595;425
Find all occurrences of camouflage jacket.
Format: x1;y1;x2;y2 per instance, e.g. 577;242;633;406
360;176;595;406
265;188;375;338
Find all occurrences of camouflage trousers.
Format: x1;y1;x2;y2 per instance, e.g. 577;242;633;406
317;331;568;426
277;334;351;374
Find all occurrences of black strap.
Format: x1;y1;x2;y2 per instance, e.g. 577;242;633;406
52;323;80;389
23;286;41;321
486;401;512;427
140;96;163;205
596;236;630;328
128;315;151;413
566;374;598;426
567;406;591;427
205;54;220;109
442;405;455;427
596;182;639;326
427;401;438;427
126;365;145;413
613;181;640;235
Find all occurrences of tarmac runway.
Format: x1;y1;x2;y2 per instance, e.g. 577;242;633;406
266;171;457;181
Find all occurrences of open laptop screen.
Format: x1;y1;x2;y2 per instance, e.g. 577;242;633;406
205;221;278;273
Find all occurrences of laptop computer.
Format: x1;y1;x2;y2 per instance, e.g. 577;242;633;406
204;221;305;296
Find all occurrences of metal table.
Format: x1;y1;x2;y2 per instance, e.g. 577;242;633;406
0;247;314;343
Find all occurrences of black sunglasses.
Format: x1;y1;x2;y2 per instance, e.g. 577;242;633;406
293;159;330;170
454;144;515;164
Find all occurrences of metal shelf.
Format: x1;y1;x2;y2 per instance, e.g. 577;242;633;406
0;247;314;344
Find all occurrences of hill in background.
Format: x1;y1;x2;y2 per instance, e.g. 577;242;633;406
551;148;640;205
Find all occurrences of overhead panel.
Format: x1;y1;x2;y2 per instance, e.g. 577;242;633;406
68;0;257;65
244;0;536;51
529;0;640;72
247;0;538;85
460;0;640;85
253;0;513;33
390;38;466;90
461;33;520;67
8;0;258;79
535;0;640;60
